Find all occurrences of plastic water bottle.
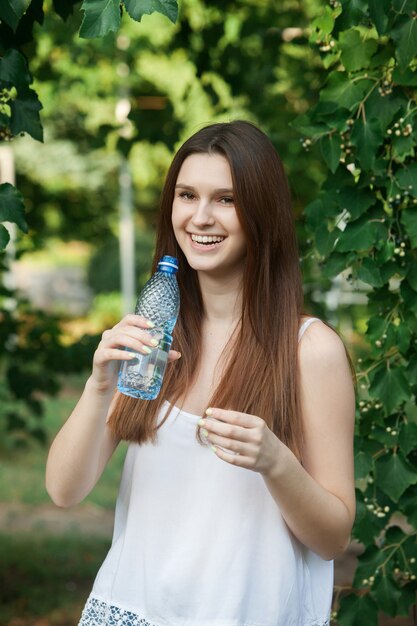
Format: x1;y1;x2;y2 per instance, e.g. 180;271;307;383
117;256;180;400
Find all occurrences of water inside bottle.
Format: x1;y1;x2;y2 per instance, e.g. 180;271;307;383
118;332;171;400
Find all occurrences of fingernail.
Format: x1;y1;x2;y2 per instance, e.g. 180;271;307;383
198;419;205;427
150;339;159;347
142;346;152;354
200;428;209;437
126;353;136;359
210;445;217;453
176;352;182;359
206;408;213;416
146;320;155;328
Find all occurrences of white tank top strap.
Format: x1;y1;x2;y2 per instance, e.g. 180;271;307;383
298;317;321;342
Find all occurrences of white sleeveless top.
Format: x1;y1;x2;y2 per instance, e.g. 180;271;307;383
79;318;332;626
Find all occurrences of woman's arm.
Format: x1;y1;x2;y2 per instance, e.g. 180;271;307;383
46;314;181;508
198;321;355;560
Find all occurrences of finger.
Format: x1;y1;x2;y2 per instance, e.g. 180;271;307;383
104;333;156;356
103;329;159;351
212;445;252;468
198;417;252;443
207;432;253;455
205;407;258;428
117;314;156;329
167;350;182;362
94;348;138;365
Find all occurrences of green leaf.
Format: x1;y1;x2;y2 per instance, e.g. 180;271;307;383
338;186;376;220
320;73;365;110
124;0;178;24
339;29;378;71
290;115;329;139
393;66;417;86
352;544;386;587
0;0;32;31
312;6;335;34
369;364;410;415
320;133;341;173
376;451;417;501
396;163;417;197
0;48;31;89
322;251;353;278
399;422;417;457
10;88;43;141
365;91;404;132
401;280;417;314
0;224;10;250
79;0;121;39
350;118;383;170
0;183;28;233
357;257;383;287
338;592;378;626
315;225;339;256
392;134;415;161
354;450;373;479
406;261;417;291
371;571;402;617
368;0;390;34
336;216;383;252
399;489;417;528
391;16;417;70
401;209;417;247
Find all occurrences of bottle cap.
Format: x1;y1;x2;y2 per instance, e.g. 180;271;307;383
158;256;179;273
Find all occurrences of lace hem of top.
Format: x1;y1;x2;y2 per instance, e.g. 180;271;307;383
78;596;330;626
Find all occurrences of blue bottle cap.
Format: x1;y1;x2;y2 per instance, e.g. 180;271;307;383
158;256;179;272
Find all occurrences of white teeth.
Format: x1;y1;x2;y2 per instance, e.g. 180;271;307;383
191;234;225;244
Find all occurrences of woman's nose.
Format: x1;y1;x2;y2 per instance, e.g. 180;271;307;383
191;200;215;226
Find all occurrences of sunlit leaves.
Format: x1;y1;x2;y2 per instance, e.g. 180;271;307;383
79;0;121;38
339;29;378;71
124;0;178;24
79;0;179;38
299;1;417;604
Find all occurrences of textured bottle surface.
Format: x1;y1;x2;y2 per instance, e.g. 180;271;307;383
117;256;179;400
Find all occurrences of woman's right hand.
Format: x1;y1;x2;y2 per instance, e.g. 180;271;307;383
90;314;181;394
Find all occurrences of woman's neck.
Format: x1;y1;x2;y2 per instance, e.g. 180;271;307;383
197;271;243;324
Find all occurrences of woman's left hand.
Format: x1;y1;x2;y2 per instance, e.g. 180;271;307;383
198;408;284;476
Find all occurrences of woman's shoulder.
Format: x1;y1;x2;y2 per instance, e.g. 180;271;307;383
298;316;349;368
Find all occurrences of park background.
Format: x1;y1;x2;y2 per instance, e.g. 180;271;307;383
1;0;417;624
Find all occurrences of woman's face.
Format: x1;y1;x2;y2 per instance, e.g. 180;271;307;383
171;153;247;279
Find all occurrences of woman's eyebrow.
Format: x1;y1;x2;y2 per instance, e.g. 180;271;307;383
175;183;234;194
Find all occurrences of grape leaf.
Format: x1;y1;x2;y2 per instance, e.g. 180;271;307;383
10;88;43;141
79;0;121;39
339;29;378;71
0;224;10;250
320;133;341;173
350;118;383;170
124;0;178;24
391;16;417;70
0;0;32;32
369;364;410;415
376;452;417;501
0;183;28;234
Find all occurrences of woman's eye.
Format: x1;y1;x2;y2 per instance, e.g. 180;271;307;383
219;196;234;205
179;191;195;200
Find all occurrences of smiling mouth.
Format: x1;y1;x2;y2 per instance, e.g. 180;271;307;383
190;234;226;245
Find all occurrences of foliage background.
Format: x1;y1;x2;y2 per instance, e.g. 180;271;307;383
1;0;417;624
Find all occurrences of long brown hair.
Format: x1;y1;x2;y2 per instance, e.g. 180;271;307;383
108;121;304;456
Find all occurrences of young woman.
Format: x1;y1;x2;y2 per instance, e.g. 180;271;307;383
46;121;355;626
